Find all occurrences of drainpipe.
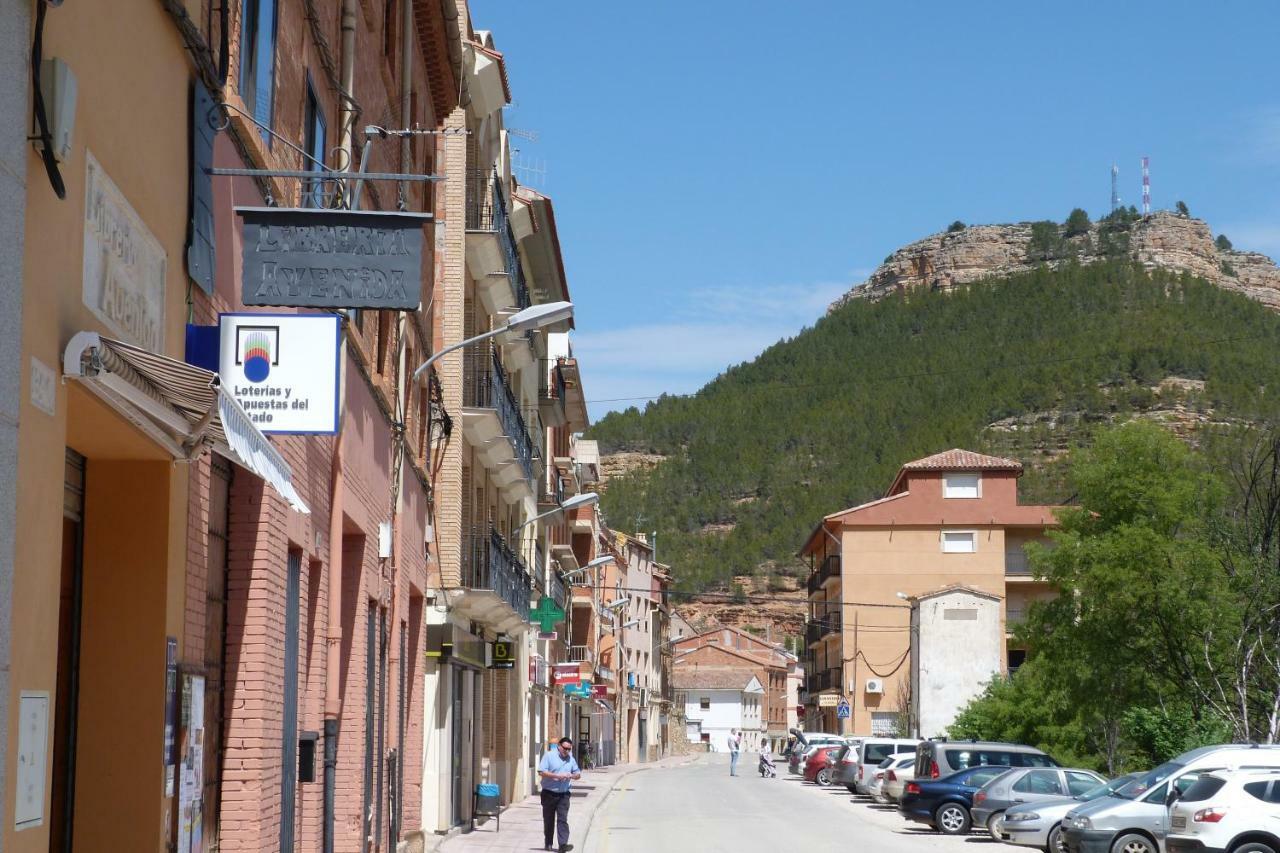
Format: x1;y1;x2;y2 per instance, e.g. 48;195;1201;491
324;5;358;852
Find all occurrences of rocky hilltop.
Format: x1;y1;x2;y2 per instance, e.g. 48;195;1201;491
830;211;1280;312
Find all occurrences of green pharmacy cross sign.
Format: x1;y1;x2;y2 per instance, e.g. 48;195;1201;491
529;596;565;632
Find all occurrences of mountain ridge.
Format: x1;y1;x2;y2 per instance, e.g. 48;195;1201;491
829;210;1280;313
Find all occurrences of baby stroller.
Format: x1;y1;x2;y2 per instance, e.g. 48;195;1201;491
758;751;777;778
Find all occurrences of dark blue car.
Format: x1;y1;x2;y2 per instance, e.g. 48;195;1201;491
898;765;1012;835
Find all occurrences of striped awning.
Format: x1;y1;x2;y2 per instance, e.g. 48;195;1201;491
63;331;309;513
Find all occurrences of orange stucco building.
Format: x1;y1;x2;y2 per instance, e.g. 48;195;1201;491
799;449;1061;736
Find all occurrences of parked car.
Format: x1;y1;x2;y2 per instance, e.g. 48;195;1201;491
1063;744;1280;853
997;772;1144;853
869;754;917;803
787;734;845;775
1166;768;1280;853
830;740;866;791
803;744;844;786
882;757;921;804
915;739;1059;780
972;766;1107;839
853;738;920;794
898;765;1012;835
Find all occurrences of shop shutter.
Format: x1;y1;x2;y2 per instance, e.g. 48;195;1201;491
187;80;217;295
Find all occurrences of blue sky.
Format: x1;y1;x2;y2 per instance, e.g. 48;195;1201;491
471;1;1280;421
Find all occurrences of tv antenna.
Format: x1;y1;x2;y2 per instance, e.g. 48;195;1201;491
1110;163;1120;213
1141;156;1151;216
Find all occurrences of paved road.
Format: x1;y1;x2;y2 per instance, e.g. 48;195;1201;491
582;753;1004;853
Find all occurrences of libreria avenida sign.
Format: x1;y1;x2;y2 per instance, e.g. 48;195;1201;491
218;313;340;434
237;207;432;311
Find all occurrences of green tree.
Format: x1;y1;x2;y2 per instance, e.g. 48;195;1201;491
1215;234;1233;252
947;220;967;233
1026;220;1063;260
1176;200;1190;216
1064;208;1091;238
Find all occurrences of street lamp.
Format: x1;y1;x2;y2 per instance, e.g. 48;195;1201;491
562;555;615;582
411;300;574;382
515;491;599;534
620;620;640;629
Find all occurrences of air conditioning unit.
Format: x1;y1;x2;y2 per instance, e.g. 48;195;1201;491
865;678;884;695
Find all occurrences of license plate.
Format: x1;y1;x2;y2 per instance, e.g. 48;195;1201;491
1171;815;1186;830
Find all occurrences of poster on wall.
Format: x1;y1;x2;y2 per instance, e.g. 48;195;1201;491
218;314;341;434
176;674;206;853
164;637;178;796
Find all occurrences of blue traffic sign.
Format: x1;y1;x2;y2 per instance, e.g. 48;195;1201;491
836;699;852;719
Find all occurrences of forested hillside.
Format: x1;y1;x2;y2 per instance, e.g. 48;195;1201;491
589;262;1280;592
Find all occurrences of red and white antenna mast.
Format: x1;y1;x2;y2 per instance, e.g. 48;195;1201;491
1141;156;1151;216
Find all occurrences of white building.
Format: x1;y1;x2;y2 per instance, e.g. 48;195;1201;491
675;671;765;751
909;585;1003;738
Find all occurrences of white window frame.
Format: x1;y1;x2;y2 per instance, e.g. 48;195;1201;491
943;472;981;499
941;530;977;553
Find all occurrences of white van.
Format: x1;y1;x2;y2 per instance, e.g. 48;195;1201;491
853;738;920;795
1062;744;1280;853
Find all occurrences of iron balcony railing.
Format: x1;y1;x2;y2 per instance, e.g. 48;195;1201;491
465;168;530;311
548;570;567;611
539;358;568;405
568;645;592;664
464;345;537;483
805;620;823;646
462;525;532;619
825;667;843;692
806;554;841;594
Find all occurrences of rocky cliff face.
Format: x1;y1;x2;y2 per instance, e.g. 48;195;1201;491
830;212;1280;312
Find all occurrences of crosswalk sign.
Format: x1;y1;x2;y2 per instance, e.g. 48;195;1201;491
836;698;851;719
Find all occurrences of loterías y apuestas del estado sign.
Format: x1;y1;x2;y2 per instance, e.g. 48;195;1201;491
237;207;432;311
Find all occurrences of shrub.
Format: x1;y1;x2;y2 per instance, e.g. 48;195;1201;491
947;220;966;233
1215;234;1233;252
1064;208;1091;238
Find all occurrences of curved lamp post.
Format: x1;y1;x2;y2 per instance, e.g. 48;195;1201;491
411;300;574;383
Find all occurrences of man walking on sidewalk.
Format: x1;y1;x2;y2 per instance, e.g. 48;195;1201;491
727;728;741;776
539;737;582;852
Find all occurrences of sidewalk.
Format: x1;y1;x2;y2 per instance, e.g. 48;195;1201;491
433;754;701;853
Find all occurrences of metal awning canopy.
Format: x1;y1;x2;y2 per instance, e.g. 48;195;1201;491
63;331;309;513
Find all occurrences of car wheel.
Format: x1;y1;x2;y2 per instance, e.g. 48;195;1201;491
987;812;1004;840
816;768;832;786
1230;845;1279;853
1110;834;1158;853
935;803;971;835
1046;824;1068;853
846;784;857;794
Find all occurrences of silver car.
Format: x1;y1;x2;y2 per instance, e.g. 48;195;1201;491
996;772;1143;853
971;766;1106;839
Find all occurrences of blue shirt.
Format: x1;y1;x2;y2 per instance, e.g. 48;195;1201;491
538;748;581;793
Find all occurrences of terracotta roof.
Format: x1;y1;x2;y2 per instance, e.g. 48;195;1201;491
671;668;758;690
901;449;1023;472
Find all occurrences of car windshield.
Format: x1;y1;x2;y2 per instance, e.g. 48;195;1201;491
1075;772;1142;801
1111;763;1182;800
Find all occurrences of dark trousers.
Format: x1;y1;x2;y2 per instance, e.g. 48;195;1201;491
541;789;571;848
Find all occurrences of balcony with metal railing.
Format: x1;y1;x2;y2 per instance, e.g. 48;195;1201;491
461;344;539;498
465;168;530;313
568;645;593;664
548;569;567;612
806;554;841;595
453;525;532;632
539;358;568;429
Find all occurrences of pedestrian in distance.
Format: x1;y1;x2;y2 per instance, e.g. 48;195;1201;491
727;728;741;776
538;736;581;852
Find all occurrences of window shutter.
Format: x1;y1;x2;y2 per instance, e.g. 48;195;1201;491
253;0;276;131
187;80;217;294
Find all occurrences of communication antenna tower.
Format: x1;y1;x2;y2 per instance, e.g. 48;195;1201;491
1141;156;1151;216
1110;164;1120;213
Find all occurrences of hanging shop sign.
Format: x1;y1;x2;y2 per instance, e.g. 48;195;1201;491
238;207;430;311
592;684;609;699
490;639;516;670
817;693;839;708
563;680;592;699
529;596;565;632
552;663;582;686
218;314;340;434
